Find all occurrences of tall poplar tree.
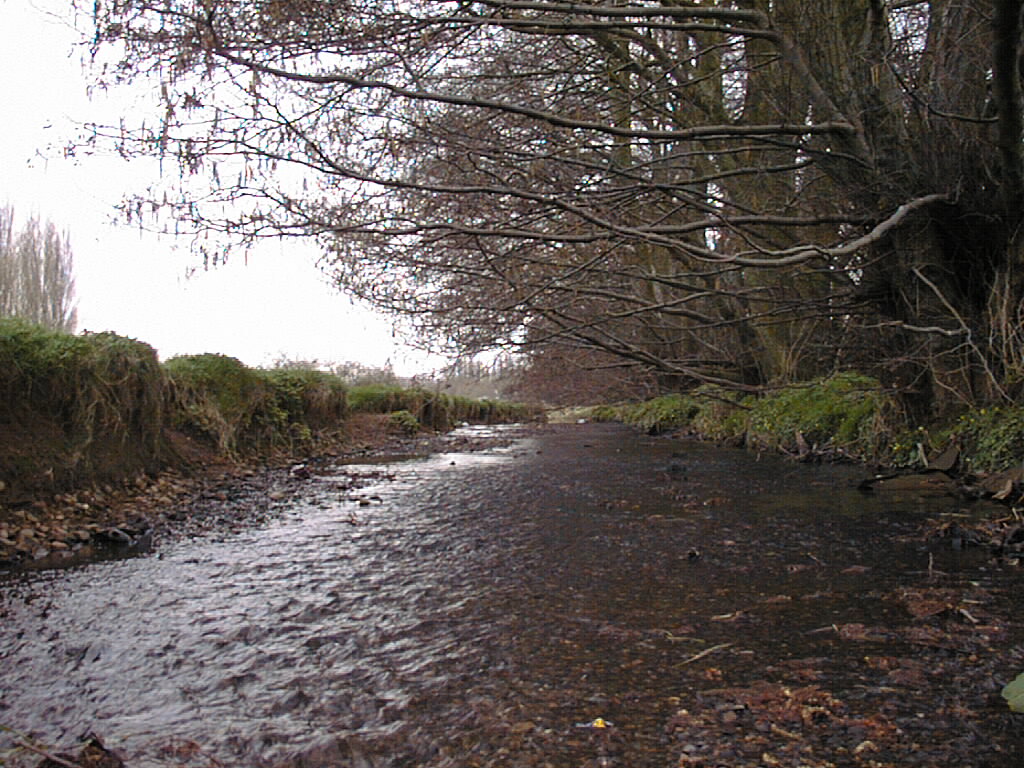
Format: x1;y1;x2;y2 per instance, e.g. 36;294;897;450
0;206;78;333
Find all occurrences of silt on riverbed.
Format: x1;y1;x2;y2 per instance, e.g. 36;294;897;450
1;422;1022;767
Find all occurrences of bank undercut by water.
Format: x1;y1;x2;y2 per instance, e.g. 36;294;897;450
0;322;540;507
0;318;166;501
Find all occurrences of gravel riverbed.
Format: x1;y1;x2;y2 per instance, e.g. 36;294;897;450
0;424;536;572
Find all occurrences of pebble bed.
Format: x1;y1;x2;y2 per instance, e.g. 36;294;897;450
0;426;532;571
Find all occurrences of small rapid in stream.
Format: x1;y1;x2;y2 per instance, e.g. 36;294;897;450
1;423;1022;767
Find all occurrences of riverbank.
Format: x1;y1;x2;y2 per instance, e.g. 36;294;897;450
0;319;540;568
562;373;1024;505
0;415;545;571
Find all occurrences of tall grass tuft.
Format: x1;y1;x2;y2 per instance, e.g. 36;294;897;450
164;353;284;454
0;318;166;496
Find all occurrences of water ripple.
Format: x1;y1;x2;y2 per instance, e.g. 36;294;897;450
0;424;1006;767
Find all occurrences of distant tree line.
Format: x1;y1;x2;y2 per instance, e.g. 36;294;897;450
0;206;76;333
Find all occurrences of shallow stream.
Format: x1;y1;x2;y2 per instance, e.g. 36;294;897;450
1;423;1021;767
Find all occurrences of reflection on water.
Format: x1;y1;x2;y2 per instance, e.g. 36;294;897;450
0;423;1017;767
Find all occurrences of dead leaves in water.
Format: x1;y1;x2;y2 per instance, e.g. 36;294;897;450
663;578;1018;767
667;682;887;768
32;735;125;768
804;585;1004;651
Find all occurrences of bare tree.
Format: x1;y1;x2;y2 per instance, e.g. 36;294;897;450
77;0;1024;408
0;206;77;333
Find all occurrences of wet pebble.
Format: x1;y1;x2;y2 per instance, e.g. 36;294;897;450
98;528;133;544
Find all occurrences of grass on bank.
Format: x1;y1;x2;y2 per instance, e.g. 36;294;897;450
910;406;1024;474
575;372;1024;471
166;354;351;453
609;374;898;461
347;383;539;430
0;318;165;496
164;358;540;453
0;322;539;500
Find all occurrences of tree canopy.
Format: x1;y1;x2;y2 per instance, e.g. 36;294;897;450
79;0;1024;409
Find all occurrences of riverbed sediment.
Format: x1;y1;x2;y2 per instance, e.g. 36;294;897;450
2;423;1023;768
0;419;537;572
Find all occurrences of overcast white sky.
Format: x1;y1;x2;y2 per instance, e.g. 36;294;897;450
0;1;440;375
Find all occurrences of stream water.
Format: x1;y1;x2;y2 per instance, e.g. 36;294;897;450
1;423;1022;767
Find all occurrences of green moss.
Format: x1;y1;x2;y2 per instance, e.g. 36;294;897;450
747;373;894;457
951;405;1024;473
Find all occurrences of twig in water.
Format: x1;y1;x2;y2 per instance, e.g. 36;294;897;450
675;642;734;668
12;738;83;768
958;607;980;624
806;624;839;635
662;630;704;643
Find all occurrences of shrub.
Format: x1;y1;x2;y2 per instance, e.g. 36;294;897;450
348;384;540;430
417;390;453;431
164;353;285;453
689;387;753;441
261;367;348;435
348;384;418;415
619;394;699;433
387;409;421;436
952;405;1024;473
